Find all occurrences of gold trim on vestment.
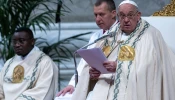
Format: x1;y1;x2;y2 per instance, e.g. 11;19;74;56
118;46;135;61
102;46;112;57
12;65;24;83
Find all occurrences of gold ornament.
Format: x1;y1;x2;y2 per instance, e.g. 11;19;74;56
102;46;112;57
118;46;135;61
153;0;175;16
12;65;24;83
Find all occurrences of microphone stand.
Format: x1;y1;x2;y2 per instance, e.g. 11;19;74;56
73;42;97;87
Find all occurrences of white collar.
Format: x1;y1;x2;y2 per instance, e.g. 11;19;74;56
110;20;118;30
121;33;129;41
20;46;40;60
103;20;118;35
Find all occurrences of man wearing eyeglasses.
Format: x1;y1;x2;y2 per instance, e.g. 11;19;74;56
74;0;174;100
112;1;175;99
74;0;175;100
0;27;58;100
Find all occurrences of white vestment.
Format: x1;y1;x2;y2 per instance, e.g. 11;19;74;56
0;46;58;100
72;19;175;100
113;19;175;100
55;21;118;100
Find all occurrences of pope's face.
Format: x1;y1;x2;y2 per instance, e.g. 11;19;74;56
94;2;116;30
118;4;141;34
12;31;35;57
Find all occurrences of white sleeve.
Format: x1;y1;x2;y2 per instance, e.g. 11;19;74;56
0;70;4;100
87;30;102;49
0;59;11;100
68;59;87;87
68;75;76;87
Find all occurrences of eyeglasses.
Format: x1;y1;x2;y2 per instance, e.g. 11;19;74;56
118;11;138;20
12;38;32;45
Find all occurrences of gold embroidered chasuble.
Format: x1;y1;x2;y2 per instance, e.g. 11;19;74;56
113;19;175;100
72;19;175;100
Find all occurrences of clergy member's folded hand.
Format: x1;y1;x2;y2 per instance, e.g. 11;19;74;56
103;61;117;72
89;67;101;80
56;85;74;97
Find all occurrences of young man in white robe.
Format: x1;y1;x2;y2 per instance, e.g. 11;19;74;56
72;0;175;100
55;0;117;100
0;27;58;100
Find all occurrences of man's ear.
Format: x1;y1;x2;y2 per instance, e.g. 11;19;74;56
31;38;35;46
137;12;141;21
112;10;117;19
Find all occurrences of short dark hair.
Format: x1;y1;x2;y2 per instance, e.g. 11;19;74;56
15;27;34;39
95;0;116;11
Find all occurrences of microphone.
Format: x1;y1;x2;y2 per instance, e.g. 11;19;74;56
73;30;116;87
80;31;115;50
93;31;115;43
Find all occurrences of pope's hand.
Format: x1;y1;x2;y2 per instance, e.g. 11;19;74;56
56;85;74;97
103;61;117;72
89;67;101;80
